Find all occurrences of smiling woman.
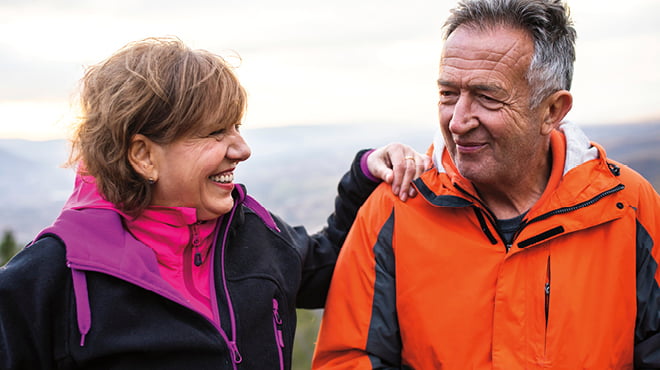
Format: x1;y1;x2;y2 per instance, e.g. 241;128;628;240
0;36;429;370
70;37;250;218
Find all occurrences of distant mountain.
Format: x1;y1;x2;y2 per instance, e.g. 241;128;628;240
0;140;73;206
0;121;658;244
580;122;660;187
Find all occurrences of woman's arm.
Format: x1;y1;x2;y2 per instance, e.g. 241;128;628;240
295;144;428;308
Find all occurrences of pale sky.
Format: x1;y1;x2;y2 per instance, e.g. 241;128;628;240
1;0;659;141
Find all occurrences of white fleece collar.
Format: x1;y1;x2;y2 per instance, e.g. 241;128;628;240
558;121;600;174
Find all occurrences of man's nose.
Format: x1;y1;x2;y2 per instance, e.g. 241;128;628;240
448;93;478;134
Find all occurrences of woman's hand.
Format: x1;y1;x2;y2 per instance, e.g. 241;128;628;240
366;143;431;201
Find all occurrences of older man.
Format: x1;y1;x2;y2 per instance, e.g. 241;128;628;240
312;0;660;368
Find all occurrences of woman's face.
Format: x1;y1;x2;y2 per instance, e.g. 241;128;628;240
149;122;251;221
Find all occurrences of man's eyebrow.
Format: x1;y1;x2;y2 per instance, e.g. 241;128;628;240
470;83;504;93
437;79;455;88
437;79;505;93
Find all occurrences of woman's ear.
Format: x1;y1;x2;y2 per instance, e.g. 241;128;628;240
539;90;573;135
129;134;158;183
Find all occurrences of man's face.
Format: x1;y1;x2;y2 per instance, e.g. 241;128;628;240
437;25;547;188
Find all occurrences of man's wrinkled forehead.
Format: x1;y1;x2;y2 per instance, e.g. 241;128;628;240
439;25;534;73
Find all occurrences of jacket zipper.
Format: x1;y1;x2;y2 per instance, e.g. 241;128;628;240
457;184;625;251
544;256;551;328
218;208;242;368
455;185;508;250
523;184;624;226
188;219;243;368
544;255;551;356
191;222;203;266
514;184;624;248
272;299;285;370
183;223;208;306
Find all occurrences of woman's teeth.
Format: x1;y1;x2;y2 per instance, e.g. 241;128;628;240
209;173;234;184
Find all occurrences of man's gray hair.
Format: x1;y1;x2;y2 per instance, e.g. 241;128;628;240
443;0;576;108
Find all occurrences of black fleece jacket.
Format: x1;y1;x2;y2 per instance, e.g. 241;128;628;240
0;150;379;370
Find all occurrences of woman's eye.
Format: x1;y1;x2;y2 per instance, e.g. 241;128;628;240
211;128;226;136
208;129;225;137
207;123;241;138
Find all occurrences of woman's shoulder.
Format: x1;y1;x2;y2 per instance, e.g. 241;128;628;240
0;235;67;285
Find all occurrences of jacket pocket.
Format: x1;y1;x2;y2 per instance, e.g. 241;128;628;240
272;298;285;370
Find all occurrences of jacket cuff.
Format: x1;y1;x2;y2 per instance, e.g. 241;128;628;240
359;149;381;183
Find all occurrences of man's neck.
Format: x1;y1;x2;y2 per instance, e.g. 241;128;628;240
475;153;552;220
476;183;544;219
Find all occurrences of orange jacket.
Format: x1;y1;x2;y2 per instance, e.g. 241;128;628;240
313;124;660;369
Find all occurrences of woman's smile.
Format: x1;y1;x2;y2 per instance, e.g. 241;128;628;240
208;170;235;185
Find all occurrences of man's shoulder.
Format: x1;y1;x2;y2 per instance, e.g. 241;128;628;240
591;158;660;218
366;177;448;205
606;158;657;192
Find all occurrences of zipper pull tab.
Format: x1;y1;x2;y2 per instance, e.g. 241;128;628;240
229;342;243;364
273;299;285;348
194;252;202;266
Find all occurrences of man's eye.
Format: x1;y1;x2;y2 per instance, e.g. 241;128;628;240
478;94;504;109
439;90;457;103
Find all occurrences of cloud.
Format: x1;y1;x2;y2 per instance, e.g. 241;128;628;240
0;50;81;100
571;0;660;41
0;0;658;140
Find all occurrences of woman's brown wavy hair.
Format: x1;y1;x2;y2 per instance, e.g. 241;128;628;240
69;36;247;217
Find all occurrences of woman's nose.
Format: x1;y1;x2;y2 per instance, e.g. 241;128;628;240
229;132;251;162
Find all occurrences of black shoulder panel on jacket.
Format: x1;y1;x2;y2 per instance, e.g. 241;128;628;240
413;177;473;208
634;220;660;368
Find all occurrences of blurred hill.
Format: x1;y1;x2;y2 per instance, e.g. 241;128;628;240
581;122;660;188
1;120;659;244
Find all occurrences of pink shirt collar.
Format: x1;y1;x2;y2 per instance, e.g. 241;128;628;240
64;171;217;320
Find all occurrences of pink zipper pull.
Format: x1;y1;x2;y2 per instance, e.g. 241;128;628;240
229;341;243;364
272;299;285;347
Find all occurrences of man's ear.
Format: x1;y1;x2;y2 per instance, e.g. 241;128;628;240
539;90;573;135
128;134;158;182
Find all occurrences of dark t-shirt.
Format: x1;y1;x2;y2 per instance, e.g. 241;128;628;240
496;212;527;245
